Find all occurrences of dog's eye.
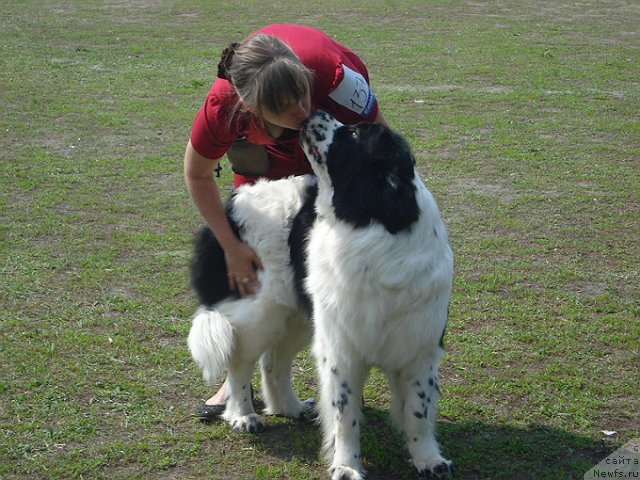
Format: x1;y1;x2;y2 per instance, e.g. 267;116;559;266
351;129;359;139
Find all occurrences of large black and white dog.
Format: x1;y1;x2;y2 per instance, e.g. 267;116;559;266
188;111;453;479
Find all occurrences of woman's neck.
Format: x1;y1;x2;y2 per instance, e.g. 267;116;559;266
263;120;284;139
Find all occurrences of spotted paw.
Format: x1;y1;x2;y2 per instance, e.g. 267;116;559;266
417;459;453;479
329;465;366;480
229;413;264;433
298;398;317;422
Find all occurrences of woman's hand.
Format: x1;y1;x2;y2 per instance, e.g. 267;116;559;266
184;140;263;297
224;240;263;297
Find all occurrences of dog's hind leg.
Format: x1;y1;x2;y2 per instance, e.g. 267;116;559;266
314;341;368;480
393;354;452;479
260;312;315;420
221;359;264;433
218;305;279;433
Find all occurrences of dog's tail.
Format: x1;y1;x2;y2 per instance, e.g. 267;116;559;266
187;307;234;384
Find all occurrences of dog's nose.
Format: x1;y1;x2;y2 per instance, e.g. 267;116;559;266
301;114;313;130
302;110;320;127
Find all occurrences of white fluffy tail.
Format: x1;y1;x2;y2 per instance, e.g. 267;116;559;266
187;307;235;384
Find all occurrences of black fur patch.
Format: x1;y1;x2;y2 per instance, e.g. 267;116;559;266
288;181;318;315
439;324;447;348
190;195;241;307
326;123;420;234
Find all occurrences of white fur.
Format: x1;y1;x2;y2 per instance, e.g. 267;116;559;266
187;175;316;431
302;113;454;480
308;181;453;478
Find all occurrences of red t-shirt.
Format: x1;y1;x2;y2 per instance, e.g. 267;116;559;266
190;24;379;187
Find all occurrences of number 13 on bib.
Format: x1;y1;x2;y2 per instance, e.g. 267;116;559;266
329;64;377;118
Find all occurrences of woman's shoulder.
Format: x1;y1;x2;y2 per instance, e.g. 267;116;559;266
206;78;236;104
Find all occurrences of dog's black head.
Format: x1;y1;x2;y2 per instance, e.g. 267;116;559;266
301;110;420;234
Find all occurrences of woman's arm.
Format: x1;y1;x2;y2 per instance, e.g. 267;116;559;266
183;140;262;296
373;109;388;126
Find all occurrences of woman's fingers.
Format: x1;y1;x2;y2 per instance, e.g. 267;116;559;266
225;242;262;297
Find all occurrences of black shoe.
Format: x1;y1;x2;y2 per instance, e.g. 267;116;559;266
195;385;258;422
195;403;225;422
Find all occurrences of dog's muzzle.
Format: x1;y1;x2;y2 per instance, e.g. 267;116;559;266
301;110;342;165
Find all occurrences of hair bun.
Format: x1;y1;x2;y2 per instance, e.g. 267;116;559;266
217;42;239;81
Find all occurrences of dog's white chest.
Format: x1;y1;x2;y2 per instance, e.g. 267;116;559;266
305;213;453;366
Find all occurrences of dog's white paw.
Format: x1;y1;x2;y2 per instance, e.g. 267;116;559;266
415;457;453;479
329;465;366;480
229;413;264;433
265;397;317;421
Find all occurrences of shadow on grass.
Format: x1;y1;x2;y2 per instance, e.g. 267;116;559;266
247;406;614;480
438;420;613;480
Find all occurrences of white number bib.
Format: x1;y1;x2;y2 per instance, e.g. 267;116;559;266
329;64;376;118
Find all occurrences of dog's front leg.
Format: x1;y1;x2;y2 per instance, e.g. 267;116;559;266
396;359;452;479
315;339;367;480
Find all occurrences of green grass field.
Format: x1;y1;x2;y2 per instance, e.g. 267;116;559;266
1;1;638;479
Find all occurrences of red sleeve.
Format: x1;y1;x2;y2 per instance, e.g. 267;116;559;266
325;54;379;124
189;83;238;159
303;36;379;124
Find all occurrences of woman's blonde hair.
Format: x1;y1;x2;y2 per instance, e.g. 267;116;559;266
218;34;313;120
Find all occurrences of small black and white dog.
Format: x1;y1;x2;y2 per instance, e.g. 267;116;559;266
188;111;453;479
188;174;317;432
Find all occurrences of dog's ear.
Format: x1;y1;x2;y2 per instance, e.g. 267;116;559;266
372;134;420;233
330;127;420;234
